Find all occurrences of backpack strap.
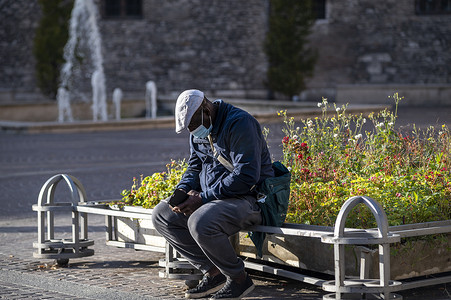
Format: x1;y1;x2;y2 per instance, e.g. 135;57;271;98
207;135;234;172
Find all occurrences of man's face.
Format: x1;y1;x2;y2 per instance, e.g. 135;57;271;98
188;102;207;132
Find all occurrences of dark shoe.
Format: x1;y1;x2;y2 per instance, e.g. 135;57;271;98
210;274;255;300
185;273;227;299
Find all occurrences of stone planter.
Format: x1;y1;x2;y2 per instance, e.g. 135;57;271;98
388;235;451;279
234;223;451;280
111;205;450;281
111;205;202;283
111;206;166;252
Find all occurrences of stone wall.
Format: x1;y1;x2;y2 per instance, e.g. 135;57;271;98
306;0;451;104
99;0;269;100
0;0;450;105
0;0;269;103
0;1;44;102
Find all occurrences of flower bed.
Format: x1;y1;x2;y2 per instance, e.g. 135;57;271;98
119;93;450;228
281;94;450;228
119;159;187;209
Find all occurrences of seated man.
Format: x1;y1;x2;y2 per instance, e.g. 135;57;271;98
152;89;274;300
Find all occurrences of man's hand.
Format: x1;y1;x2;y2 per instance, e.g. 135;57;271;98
172;190;202;216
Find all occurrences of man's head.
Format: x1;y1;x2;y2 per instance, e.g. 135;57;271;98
175;89;216;137
175;89;205;134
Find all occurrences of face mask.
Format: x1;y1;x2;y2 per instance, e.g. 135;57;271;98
191;107;213;138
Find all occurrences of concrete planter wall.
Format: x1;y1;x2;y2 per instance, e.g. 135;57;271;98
113;206;166;252
113;206;450;281
234;229;451;280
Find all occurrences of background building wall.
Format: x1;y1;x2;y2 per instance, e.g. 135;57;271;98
99;0;269;100
0;0;450;105
0;1;44;102
306;0;451;105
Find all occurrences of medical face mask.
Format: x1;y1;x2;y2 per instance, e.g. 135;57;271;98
190;107;212;138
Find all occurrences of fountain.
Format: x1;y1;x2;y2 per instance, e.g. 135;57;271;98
91;70;107;121
112;88;123;120
59;0;107;122
145;81;157;119
57;87;73;123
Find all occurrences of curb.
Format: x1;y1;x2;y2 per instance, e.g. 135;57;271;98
0;104;390;134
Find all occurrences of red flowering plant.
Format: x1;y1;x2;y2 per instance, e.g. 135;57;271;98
280;94;451;228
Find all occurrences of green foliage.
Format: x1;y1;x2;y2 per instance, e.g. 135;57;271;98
264;0;318;99
280;93;451;228
118;160;188;209
33;0;73;99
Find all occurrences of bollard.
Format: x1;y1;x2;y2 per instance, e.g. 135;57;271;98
321;196;403;300
32;174;94;265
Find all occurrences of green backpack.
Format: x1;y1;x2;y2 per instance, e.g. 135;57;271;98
207;139;291;257
250;161;291;257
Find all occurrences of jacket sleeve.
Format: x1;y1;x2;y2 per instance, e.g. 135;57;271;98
201;116;263;202
177;137;202;192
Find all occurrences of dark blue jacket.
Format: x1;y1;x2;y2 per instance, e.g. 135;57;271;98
177;100;274;203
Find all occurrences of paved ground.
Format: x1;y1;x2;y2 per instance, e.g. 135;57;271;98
0;106;450;299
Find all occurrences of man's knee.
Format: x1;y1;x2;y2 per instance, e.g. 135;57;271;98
151;201;168;230
187;210;218;242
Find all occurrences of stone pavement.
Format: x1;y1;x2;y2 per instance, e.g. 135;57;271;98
0;106;451;299
0;216;328;300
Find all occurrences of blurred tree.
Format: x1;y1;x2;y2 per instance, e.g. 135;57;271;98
33;0;73;99
264;0;318;100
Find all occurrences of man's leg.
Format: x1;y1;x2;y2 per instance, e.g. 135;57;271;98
187;195;261;279
188;196;261;299
151;200;215;274
152;200;228;299
153;196;261;299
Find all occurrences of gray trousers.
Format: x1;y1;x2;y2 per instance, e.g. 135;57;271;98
151;195;262;278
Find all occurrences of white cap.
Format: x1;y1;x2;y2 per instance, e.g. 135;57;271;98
175;89;204;133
